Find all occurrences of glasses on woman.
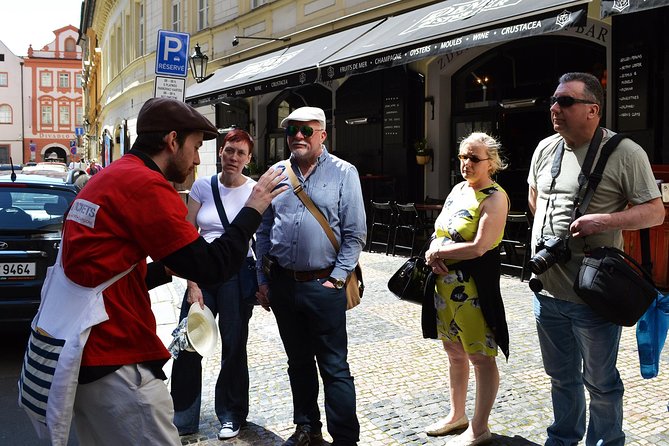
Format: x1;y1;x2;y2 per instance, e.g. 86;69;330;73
550;96;597;107
458;154;490;163
285;125;324;137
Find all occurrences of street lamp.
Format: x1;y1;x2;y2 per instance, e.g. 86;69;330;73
189;43;213;83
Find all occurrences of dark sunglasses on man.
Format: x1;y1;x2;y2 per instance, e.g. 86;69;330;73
285;125;324;138
550;96;598;107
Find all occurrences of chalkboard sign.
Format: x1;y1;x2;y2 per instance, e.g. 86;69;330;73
383;96;403;145
616;51;648;131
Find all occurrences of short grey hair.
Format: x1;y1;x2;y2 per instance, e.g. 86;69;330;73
459;132;507;175
558;72;604;116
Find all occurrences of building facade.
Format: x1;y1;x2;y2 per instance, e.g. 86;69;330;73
22;26;84;164
0;41;25;164
79;0;668;208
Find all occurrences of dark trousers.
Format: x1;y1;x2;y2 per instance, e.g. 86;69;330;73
170;268;254;433
270;275;359;445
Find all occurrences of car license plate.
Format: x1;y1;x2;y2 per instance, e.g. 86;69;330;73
0;262;36;278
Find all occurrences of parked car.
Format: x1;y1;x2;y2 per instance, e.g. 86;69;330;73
0;166;87;327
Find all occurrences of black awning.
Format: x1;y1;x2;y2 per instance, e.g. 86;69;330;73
601;0;669;18
320;0;590;80
186;21;383;106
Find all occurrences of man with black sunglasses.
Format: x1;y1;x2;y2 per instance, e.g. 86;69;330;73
527;73;664;446
256;106;366;446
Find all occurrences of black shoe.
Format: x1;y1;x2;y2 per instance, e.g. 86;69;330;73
282;425;323;446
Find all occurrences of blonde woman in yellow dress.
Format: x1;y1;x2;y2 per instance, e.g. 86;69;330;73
423;132;509;446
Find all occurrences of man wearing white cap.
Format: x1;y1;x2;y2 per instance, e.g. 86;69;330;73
256;106;366;446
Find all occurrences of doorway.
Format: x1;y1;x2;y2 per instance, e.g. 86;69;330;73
450;36;606;211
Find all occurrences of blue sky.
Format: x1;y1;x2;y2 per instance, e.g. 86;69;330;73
0;0;83;56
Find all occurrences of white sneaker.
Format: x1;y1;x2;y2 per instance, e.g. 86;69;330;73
218;421;241;439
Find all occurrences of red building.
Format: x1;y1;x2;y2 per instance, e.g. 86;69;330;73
22;25;83;164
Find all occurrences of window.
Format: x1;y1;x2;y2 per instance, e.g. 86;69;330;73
41;72;52;88
75;106;83;126
59;105;70;126
172;1;181;32
65;37;76;52
0;73;7;87
59;73;70;89
252;0;268;7
136;1;145;56
0;104;11;124
0;146;8;163
198;0;208;30
76;74;82;88
41;105;53;125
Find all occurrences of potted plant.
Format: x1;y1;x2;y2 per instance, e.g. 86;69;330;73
414;138;433;165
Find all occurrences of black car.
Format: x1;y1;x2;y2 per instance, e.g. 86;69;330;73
0;166;88;327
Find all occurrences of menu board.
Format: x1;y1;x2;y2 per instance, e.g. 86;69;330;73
383;96;403;145
616;51;648;131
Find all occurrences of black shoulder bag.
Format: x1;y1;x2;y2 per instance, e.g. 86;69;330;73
572;135;658;326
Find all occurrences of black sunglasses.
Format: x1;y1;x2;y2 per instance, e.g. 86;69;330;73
458;154;490;163
550;96;597;107
285;125;323;137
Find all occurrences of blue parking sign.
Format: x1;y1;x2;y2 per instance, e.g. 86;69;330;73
155;30;190;77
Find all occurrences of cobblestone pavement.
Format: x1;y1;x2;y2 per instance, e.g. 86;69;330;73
150;252;669;446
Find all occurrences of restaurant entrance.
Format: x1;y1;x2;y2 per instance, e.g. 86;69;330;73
450;36;606;212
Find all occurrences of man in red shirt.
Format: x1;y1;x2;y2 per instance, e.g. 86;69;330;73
61;98;287;445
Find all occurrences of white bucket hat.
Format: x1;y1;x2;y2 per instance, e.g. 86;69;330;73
185;303;218;357
280;106;326;129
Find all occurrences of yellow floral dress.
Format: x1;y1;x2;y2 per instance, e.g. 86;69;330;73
433;181;505;357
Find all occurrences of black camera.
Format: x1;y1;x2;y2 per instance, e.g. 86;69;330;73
528;236;571;275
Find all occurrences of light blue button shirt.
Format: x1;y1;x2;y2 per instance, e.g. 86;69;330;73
256;147;366;285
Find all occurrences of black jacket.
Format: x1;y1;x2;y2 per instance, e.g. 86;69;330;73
421;247;510;360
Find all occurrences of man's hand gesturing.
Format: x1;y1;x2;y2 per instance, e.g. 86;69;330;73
244;167;288;214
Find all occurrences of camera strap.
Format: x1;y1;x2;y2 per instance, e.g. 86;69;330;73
539;127;603;239
575;131;626;218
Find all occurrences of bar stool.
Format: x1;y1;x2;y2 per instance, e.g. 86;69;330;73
367;200;395;254
500;211;532;281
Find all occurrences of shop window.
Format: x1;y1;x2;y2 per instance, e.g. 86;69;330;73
0;104;11;124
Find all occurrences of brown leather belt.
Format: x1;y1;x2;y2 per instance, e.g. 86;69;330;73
275;264;333;282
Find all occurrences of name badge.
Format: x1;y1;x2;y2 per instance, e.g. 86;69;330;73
66;199;99;228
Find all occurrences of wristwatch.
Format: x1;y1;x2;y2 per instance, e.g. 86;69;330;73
328;277;346;289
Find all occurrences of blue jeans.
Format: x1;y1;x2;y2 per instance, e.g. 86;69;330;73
171;260;255;434
270;275;359;445
533;293;625;446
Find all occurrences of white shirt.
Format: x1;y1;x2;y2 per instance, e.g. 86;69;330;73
190;174;256;256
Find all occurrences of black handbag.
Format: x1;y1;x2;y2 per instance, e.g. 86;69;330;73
574;245;657;327
387;256;432;304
